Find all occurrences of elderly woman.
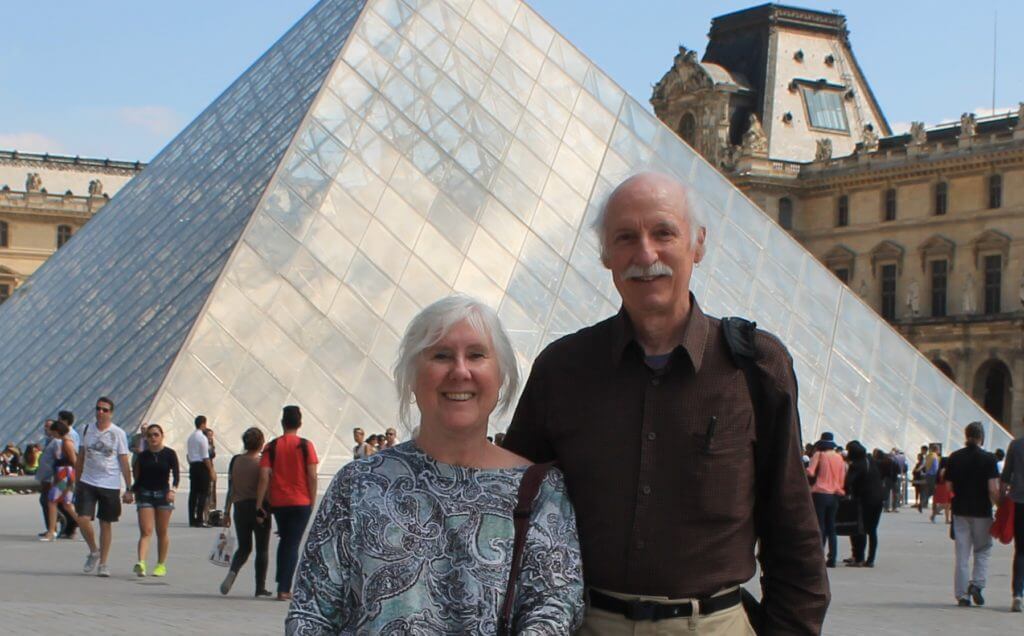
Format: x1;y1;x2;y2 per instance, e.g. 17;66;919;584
286;295;584;634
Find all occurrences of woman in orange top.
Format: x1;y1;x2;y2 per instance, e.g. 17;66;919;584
806;432;847;568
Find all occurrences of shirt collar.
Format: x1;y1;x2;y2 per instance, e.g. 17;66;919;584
611;293;710;373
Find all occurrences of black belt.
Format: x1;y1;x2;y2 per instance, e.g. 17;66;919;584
589;588;742;622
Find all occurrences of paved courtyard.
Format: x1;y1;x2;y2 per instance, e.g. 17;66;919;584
0;489;1020;634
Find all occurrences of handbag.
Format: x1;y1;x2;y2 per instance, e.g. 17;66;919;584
835;497;864;536
990;497;1016;544
497;462;555;636
208;529;236;567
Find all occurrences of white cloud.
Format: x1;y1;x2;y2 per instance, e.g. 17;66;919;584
116;105;183;138
0;132;67;154
970;105;1019;119
889;121;912;135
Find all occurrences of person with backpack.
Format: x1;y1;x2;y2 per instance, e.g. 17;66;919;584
502;173;828;634
220;427;272;598
255;406;318;601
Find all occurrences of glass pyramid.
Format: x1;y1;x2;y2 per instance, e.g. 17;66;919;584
0;0;1011;473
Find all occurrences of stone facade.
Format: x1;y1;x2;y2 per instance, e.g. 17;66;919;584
0;150;144;301
654;4;1024;438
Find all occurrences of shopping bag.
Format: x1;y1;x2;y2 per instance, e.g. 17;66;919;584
208;529;235;567
990;497;1015;545
835;497;864;536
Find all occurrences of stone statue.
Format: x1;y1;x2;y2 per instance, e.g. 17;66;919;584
25;173;42;192
862;124;879;152
906;279;920;316
1015;102;1024;131
814;138;832;162
88;179;104;196
740;114;768;156
858;279;869;299
962;273;977;314
1018;272;1024;307
959;112;976;138
910;122;927;145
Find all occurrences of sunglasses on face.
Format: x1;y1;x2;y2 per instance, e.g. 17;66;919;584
146;432;161;438
95;406;111;413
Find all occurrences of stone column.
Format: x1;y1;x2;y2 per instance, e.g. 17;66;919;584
1011;353;1024;438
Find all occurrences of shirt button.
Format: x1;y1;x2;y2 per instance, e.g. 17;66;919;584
635;539;646;550
651;377;661;386
647;432;657;441
641;484;652;495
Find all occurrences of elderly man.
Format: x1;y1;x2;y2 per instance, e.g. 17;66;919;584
504;172;828;634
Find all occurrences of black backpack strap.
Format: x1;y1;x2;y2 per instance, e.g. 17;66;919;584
498;462;556;636
266;439;277;469
721;316;771;633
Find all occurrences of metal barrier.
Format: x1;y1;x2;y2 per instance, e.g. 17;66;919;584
0;476;41;492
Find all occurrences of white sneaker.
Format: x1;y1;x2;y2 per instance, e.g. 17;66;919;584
83;552;100;573
1012;597;1023;612
97;564;110;577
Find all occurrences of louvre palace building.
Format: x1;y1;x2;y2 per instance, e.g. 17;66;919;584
0;0;1016;457
653;4;1024;437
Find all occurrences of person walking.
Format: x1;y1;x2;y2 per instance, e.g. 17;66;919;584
1000;422;1024;612
944;422;1001;607
843;444;884;567
55;411;79;538
807;432;847;568
40;420;78;542
920;444;941;513
220;427;272;598
132;424;179;577
74;396;133;577
255;406;318;601
186;415;213;527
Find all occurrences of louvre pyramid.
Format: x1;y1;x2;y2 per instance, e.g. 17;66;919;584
0;0;1011;473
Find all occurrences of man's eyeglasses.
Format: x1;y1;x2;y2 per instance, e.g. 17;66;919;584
95;406;111;413
146;432;161;438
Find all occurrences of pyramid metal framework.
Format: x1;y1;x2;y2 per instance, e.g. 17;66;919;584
0;0;1011;473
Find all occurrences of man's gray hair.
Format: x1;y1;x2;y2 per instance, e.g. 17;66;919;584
590;172;708;262
393;294;520;426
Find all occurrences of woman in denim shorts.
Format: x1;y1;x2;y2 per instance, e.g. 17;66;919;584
131;424;180;577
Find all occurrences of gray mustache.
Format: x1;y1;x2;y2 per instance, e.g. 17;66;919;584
623;262;674;280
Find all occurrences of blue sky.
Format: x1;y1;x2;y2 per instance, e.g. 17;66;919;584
2;1;1021;161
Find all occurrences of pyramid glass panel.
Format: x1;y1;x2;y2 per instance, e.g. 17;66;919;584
0;0;1012;470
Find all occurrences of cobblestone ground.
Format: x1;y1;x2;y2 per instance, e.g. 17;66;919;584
0;491;1021;634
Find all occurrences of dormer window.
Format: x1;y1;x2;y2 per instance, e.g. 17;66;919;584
800;86;848;132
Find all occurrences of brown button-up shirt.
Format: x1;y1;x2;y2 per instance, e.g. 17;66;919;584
503;297;829;634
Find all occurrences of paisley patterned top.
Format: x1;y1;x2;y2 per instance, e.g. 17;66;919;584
285;441;584;635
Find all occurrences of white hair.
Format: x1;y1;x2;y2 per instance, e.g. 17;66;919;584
591;172;707;262
393;294;520;426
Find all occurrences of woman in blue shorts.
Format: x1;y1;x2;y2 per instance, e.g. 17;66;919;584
132;424;180;577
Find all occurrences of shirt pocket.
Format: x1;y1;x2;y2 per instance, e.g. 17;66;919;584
684;413;756;523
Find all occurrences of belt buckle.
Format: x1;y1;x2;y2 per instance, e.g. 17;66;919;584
626;599;657;622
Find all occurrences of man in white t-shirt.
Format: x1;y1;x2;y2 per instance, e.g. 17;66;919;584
186;415;214;527
74;396;133;577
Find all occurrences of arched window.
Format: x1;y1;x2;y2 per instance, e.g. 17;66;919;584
836;194;849;227
988;174;1002;209
884;188;897;221
934;182;947;215
0;221;7;247
56;225;73;249
679;113;696;146
778;197;793;230
974;360;1012;425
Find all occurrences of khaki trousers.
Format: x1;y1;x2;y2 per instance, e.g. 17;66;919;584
578;588;756;636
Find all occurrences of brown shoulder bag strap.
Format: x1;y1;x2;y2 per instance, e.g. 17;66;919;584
498;461;556;636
